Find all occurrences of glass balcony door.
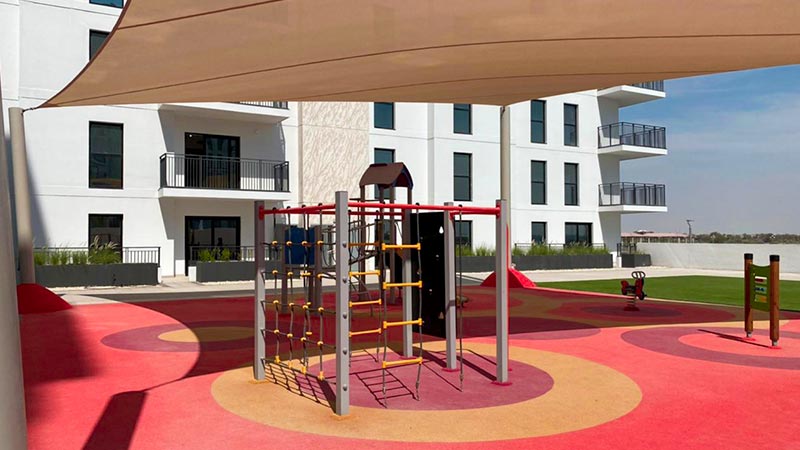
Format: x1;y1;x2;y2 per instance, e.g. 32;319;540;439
184;133;241;189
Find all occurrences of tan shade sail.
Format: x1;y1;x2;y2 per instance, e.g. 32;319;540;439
44;0;800;107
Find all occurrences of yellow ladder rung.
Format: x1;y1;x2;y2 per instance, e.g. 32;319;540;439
349;299;382;308
382;357;423;369
349;328;382;337
383;318;422;329
347;242;377;247
300;271;313;277
381;243;421;251
383;281;422;290
349;270;381;277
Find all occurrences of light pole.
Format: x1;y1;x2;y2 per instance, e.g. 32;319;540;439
686;219;694;243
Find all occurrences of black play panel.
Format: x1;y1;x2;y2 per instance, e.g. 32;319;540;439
410;212;447;338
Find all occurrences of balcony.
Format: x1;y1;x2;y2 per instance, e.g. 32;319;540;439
598;182;667;213
158;153;290;201
158;101;290;123
597;122;667;159
597;80;665;106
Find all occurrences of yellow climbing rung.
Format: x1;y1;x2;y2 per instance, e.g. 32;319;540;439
349;270;381;277
300;271;313;277
348;242;377;247
349;299;382;308
349;328;382;337
383;281;422;290
382;357;423;369
383;318;422;329
381;243;421;251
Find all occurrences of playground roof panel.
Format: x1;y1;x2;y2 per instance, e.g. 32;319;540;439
359;163;414;191
43;0;800;108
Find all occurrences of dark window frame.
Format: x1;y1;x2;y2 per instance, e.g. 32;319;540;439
90;0;124;7
565;222;593;246
89;121;124;189
530;100;546;144
564;162;579;206
373;148;396;199
564;103;578;147
531;222;547;244
453;104;472;135
455;220;473;248
374;102;395;130
453;152;472;202
531;160;547;205
88;214;123;249
89;29;110;60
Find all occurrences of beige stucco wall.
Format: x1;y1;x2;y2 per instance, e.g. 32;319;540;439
298;102;370;204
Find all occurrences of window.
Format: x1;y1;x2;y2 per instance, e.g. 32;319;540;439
185;216;241;274
374;102;395;129
453;104;472;134
455;220;473;248
89;122;123;189
89;214;122;248
531;222;547;244
89;30;109;60
531;100;546;143
531;160;546;205
565;223;592;246
90;0;123;7
373;148;395;199
453;153;472;201
564;103;578;146
564;163;578;206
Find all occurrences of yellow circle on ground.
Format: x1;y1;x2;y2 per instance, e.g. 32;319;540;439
158;326;253;343
211;342;641;442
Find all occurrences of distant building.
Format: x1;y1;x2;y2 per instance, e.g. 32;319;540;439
622;230;688;244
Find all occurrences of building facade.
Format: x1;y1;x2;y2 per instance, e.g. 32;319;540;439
1;0;668;278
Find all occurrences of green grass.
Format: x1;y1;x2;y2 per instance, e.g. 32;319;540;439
538;276;800;311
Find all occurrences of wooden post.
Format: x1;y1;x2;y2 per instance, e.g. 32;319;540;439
769;254;780;347
744;253;753;339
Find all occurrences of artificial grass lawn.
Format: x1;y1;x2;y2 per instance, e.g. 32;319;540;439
538;276;800;311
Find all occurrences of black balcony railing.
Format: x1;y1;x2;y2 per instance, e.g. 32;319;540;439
599;182;666;207
187;245;284;263
598;122;666;149
629;81;665;92
160;153;289;192
34;247;161;266
233;101;289;109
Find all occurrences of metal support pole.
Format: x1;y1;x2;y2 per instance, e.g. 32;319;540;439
744;253;753;339
769;254;780;347
312;225;323;309
500;105;511;205
495;199;509;384
401;209;413;358
253;201;266;380
334;191;350;415
0;74;30;449
9;108;34;284
443;204;457;370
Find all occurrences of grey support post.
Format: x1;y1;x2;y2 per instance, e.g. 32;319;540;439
495;199;510;384
334;191;350;415
253;201;266;380
0;74;30;449
401;210;413;357
10;107;34;284
443;204;457;369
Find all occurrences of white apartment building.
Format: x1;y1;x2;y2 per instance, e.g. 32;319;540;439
1;0;668;278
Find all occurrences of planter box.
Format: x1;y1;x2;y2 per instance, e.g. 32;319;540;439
195;260;281;283
459;256;495;273
512;254;613;271
621;254;652;268
35;263;159;288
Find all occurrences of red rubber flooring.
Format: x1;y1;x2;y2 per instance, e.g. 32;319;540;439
19;287;800;449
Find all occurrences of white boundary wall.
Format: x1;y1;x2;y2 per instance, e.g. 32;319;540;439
639;243;800;274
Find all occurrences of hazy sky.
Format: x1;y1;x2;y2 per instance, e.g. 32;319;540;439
620;66;800;235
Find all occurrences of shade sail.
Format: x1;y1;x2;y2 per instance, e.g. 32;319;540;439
44;0;800;107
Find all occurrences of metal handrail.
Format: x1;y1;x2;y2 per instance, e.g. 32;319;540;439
597;122;667;149
33;246;161;266
233;101;289;109
629;81;665;91
598;182;667;207
159;153;290;192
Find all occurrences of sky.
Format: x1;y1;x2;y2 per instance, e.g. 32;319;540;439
620;65;800;235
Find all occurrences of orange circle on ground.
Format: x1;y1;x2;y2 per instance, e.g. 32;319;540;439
211;342;642;442
158;326;253;343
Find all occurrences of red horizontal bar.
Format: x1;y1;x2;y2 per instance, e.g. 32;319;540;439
260;204;335;218
349;202;500;215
